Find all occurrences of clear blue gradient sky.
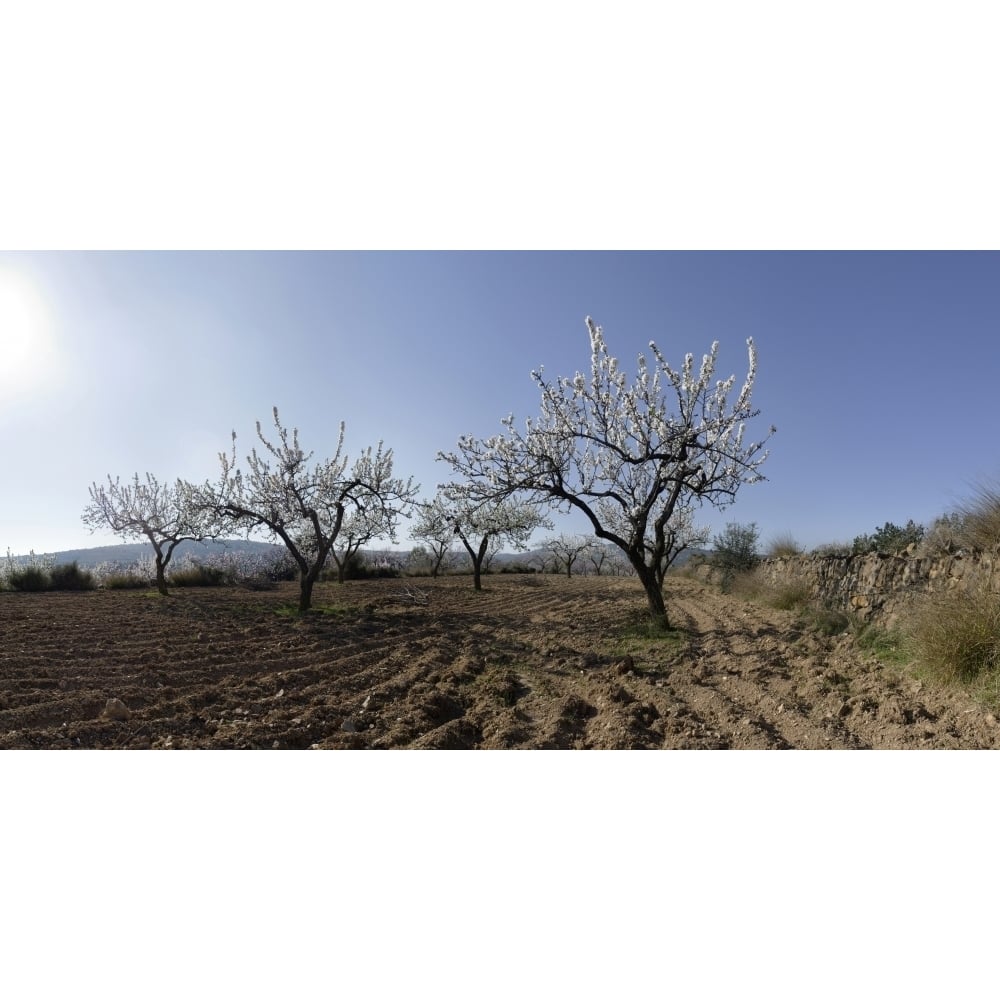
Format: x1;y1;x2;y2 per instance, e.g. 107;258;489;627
2;250;998;556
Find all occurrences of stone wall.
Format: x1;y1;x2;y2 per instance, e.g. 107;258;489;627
754;549;999;626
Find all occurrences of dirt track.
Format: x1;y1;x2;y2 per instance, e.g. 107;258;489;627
1;575;996;749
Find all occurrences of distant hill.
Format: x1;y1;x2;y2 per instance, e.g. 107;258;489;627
15;539;285;569
16;539;713;572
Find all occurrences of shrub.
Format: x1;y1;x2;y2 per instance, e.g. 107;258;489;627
49;561;95;591
267;554;298;582
332;552;400;580
499;563;538;574
93;557;156;589
909;588;1000;684
811;542;852;557
852;520;925;555
168;564;231;587
712;522;760;578
7;566;51;591
2;549;55;590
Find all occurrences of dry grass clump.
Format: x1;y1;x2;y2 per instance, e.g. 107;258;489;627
953;480;1000;552
725;567;851;635
768;581;814;611
766;532;803;559
908;588;1000;685
725;567;812;611
723;567;769;601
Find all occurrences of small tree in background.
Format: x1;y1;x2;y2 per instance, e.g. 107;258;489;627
187;408;418;613
410;495;459;577
587;542;611;575
712;522;760;578
326;499;400;584
444;492;551;591
540;533;593;578
82;473;214;596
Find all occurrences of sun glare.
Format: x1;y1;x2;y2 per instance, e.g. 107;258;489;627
0;270;54;394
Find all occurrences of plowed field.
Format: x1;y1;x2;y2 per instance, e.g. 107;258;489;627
1;575;996;749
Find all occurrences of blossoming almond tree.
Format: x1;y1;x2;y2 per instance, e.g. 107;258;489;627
82;472;216;596
421;489;551;590
410;496;458;578
188;407;418;613
327;500;400;584
540;533;593;578
438;317;773;626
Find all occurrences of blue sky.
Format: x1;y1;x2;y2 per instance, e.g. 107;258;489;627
1;250;997;557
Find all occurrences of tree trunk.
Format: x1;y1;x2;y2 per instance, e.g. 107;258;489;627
633;558;669;628
154;554;169;596
462;535;489;591
298;574;316;614
337;563;346;584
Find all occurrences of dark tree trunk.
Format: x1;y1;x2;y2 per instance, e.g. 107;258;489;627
298;574;316;614
154;552;169;596
458;534;489;591
632;557;669;628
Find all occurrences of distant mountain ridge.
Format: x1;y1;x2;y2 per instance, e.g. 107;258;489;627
10;539;285;569
11;539;711;571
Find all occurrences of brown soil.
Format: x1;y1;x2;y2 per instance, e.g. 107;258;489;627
1;575;996;749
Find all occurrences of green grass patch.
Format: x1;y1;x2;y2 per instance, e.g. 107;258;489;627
618;612;687;645
610;609;689;669
804;606;851;637
275;602;355;618
853;622;912;666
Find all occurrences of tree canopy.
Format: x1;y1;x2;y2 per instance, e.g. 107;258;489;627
440;317;773;624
